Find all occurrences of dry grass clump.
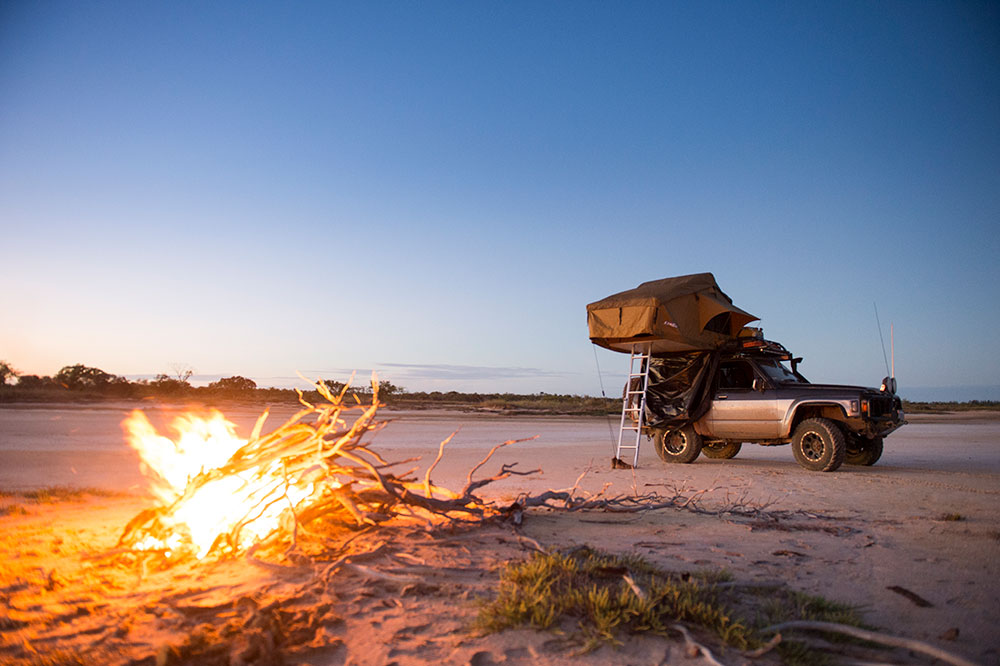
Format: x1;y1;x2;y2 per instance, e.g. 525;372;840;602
0;504;29;517
153;597;342;666
0;487;125;503
0;487;127;519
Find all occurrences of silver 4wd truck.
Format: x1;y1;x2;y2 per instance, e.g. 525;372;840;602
649;339;906;472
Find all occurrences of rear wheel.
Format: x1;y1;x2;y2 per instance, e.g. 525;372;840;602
654;425;702;464
702;442;742;459
845;435;883;466
791;418;845;472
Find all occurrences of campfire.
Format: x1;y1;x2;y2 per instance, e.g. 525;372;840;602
118;378;535;563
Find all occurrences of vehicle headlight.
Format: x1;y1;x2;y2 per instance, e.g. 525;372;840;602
849;400;860;416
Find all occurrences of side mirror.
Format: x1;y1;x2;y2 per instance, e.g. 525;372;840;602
752;378;764;392
880;377;897;394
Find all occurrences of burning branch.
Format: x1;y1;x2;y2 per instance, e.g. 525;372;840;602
118;377;538;563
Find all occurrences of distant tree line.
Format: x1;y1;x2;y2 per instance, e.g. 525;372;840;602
900;399;1000;413
0;359;620;414
0;360;406;405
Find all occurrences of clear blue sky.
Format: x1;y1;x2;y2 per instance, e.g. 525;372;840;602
2;1;998;400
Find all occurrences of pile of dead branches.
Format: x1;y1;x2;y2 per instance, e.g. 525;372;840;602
118;378;539;563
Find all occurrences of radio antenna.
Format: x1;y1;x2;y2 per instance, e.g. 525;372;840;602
891;322;895;378
874;303;890;377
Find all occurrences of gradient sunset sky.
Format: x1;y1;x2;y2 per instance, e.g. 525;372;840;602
2;2;998;400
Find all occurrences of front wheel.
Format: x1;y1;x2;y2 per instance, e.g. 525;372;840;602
845;436;883;466
702;442;742;459
791;418;845;472
654;425;702;464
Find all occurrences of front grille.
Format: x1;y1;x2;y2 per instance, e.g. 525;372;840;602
868;395;898;418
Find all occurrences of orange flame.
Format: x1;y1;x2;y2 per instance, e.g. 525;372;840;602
122;409;318;559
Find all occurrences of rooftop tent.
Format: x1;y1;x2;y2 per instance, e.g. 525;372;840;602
587;273;758;354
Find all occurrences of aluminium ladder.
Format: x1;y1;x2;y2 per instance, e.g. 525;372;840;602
616;343;651;467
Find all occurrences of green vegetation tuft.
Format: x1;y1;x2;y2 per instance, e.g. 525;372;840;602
750;588;869;665
755;589;865;630
477;546;874;663
938;512;965;522
475;547;754;652
690;567;734;584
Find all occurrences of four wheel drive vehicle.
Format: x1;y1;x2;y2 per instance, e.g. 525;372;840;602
643;338;906;472
588;272;906;473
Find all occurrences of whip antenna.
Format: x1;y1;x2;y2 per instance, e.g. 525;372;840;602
592;345;619;455
592;345;607;398
874;302;890;377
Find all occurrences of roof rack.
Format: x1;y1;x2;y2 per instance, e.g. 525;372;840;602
725;337;793;360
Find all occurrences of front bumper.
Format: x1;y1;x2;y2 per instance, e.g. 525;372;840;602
868;410;905;438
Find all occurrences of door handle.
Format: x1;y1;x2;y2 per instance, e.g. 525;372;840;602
717;395;728;400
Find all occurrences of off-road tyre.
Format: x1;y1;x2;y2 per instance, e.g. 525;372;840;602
654;425;703;464
845;435;883;466
702;442;742;459
791;418;846;472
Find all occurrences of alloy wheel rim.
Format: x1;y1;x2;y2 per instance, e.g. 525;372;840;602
801;432;824;461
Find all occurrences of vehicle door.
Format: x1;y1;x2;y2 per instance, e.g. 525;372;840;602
706;359;782;439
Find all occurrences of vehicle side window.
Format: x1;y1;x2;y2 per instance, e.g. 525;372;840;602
719;361;755;390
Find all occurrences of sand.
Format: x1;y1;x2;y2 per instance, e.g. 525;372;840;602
1;406;998;665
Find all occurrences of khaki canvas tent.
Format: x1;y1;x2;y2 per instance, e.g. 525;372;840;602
587;273;758;354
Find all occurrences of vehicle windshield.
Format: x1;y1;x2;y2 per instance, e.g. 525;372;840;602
756;358;806;384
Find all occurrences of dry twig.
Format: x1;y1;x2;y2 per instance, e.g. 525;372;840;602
762;621;979;666
671;623;727;666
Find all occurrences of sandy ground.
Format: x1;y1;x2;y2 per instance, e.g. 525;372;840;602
0;405;998;665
